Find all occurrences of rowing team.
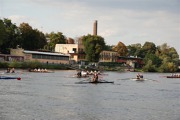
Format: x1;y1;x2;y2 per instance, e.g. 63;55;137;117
77;70;99;82
6;68;15;73
77;70;101;78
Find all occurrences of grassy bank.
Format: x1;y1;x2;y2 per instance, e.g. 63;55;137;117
0;61;71;70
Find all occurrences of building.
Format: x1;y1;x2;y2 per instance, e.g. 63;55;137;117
10;48;70;64
117;56;144;68
0;54;24;62
99;50;118;62
93;20;98;35
55;43;85;63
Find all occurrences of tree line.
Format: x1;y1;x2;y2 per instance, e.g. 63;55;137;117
0;18;179;72
0;18;66;53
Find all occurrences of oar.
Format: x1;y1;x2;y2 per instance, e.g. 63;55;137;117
0;77;21;80
17;77;21;80
79;77;91;82
118;78;130;80
146;78;159;82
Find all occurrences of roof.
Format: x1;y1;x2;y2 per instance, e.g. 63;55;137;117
23;50;70;56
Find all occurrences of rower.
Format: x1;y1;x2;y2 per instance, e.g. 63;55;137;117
92;72;98;82
77;71;82;77
137;73;143;79
11;68;15;73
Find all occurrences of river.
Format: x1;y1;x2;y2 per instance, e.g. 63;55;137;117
0;70;179;120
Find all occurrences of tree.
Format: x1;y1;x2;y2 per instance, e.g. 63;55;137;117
45;32;66;51
34;29;47;50
0;19;6;47
144;53;162;67
112;41;128;56
127;43;142;57
143;60;157;72
19;23;47;50
104;45;114;51
0;18;22;53
159;59;178;72
141;42;156;58
82;34;105;62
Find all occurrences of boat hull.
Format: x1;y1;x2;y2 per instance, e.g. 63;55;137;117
167;76;180;78
131;78;145;81
75;81;114;84
0;76;19;79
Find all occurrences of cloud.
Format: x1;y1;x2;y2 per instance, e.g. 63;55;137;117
8;15;43;30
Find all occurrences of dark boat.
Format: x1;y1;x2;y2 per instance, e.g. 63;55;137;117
75;81;114;84
131;78;145;81
166;76;180;78
0;76;21;80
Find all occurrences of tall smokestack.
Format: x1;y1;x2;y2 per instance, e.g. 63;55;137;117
93;20;98;35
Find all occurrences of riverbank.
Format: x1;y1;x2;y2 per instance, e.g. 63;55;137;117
0;61;179;73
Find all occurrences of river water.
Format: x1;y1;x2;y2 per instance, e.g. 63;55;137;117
0;70;179;120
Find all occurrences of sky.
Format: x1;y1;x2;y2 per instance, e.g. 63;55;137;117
1;0;180;55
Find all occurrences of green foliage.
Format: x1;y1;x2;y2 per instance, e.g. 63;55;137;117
21;61;42;69
104;45;114;51
0;61;70;70
142;42;156;54
19;23;47;50
45;32;66;51
9;61;22;68
143;60;157;72
0;62;9;68
158;59;178;72
99;62;123;67
0;19;7;46
128;41;179;72
127;43;142;57
0;18;22;53
144;53;162;67
82;34;105;62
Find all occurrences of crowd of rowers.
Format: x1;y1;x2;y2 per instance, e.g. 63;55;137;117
28;68;48;72
77;70;100;82
170;73;180;77
6;67;15;73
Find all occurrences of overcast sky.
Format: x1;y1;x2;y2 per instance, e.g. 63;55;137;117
1;0;180;54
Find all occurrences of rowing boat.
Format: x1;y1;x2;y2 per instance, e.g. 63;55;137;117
131;78;145;81
0;76;21;80
166;76;180;78
75;81;114;84
29;71;54;73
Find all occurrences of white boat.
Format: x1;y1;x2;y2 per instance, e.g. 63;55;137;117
131;78;145;81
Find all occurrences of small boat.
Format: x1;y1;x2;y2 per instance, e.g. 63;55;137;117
166;76;180;78
131;78;145;81
166;73;180;78
29;70;54;73
0;76;21;80
75;81;114;84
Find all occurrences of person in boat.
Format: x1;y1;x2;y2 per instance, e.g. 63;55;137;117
81;70;88;77
77;71;82;78
11;68;15;73
37;68;41;72
44;68;48;72
6;68;11;73
137;73;143;79
92;72;98;82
